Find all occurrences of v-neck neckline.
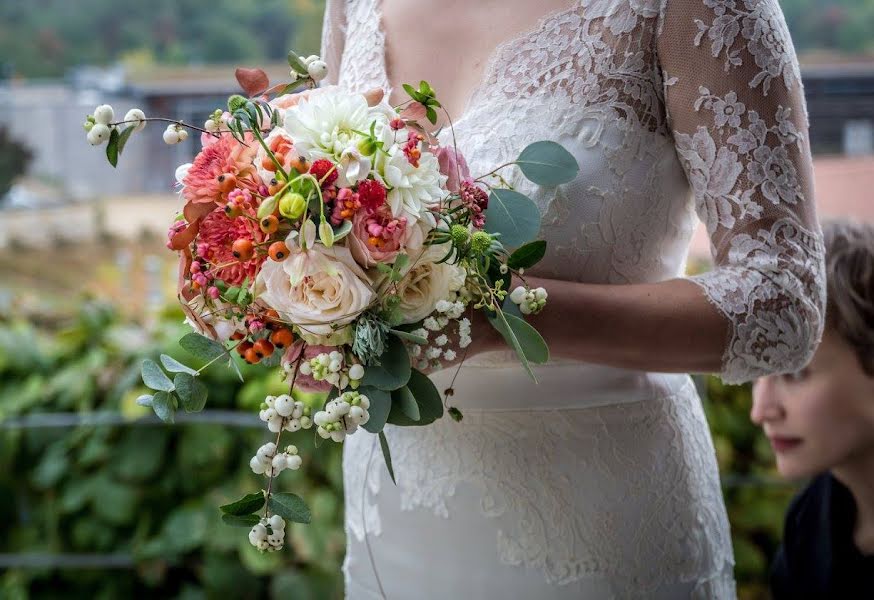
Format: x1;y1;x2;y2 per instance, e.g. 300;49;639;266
373;0;581;130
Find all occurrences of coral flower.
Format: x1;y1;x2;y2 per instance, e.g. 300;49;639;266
197;205;266;286
182;134;261;206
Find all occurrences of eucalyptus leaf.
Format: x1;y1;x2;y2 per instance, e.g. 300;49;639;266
174;372;208;412
221;514;260;528
136;394;153;407
388;329;428;345
361;386;391;434
379;431;396;485
151;391;175;423
360;336;410;391
220;492;265;516
268;492;311;524
141;359;174;392
516;140;579;185
387;368;443;426
179;333;226;362
484;189;541;248
332;219;353;242
160;354;198;375
487;309;549;383
507;240;547;270
393;386;420;421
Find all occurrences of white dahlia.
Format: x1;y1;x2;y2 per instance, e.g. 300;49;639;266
374;138;446;225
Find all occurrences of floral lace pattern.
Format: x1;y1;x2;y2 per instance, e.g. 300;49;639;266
322;0;825;594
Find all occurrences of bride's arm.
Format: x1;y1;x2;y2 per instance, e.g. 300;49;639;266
478;0;826;385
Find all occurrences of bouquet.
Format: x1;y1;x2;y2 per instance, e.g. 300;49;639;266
84;50;578;552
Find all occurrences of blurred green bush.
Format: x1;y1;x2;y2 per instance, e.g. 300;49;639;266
0;301;345;599
0;297;800;599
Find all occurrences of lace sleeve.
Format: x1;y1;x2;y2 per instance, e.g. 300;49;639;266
320;0;347;86
656;0;826;385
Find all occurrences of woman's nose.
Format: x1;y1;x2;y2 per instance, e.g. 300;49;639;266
750;377;785;425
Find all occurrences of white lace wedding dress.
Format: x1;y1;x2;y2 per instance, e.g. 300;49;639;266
320;0;826;597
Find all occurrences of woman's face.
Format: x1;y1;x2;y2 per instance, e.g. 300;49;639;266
751;328;874;479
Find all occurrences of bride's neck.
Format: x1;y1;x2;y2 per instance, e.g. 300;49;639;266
833;450;874;555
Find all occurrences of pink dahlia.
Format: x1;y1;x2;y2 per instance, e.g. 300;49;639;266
182;134;261;206
197;205;266;285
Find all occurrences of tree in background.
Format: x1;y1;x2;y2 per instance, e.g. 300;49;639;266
0;126;33;201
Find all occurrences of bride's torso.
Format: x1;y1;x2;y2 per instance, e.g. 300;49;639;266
335;2;736;595
338;0;699;288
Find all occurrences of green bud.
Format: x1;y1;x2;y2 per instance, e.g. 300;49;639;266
279;193;307;220
228;94;248;113
450;224;470;246
448;406;464;422
83;121;94;132
319;220;335;247
470;231;492;255
356;137;378;156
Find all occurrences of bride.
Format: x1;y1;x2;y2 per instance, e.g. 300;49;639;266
320;0;825;597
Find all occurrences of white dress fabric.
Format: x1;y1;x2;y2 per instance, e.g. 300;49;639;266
320;0;826;597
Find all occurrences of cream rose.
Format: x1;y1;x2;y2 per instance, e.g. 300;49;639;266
257;235;375;344
387;244;464;325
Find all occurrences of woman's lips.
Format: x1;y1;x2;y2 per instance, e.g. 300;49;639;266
769;436;803;453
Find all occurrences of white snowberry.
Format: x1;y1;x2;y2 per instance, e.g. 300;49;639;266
509;286;527;305
87;123;112;146
163;126;180;145
93;104;114;125
123;108;147;132
307;60;328;81
348;364;365;380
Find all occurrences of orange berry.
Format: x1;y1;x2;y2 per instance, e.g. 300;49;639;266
268;241;289;261
268;179;284;196
217;173;237;193
244;347;261;364
275;153;286;165
231;238;254;261
261;156;277;171
289;156;308;173
231;332;245;341
264;309;280;320
224;201;242;218
236;340;253;356
270;328;294;349
260;215;279;234
253;338;274;359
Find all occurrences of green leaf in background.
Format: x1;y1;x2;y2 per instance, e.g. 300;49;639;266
378;431;396;485
360;335;410;391
484;188;541;248
142;359;174;392
179;332;227;362
160;354;198;375
222;514;261;528
174;372;208;412
220;492;265;516
151;391;176;423
268;492;311;524
360;386;391;433
287;51;310;75
515;140;579;185
507;240;547;270
106;127;120;167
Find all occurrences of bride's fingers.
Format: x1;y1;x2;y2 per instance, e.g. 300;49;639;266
363;88;385;107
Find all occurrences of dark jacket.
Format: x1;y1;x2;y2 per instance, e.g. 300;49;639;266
771;473;874;599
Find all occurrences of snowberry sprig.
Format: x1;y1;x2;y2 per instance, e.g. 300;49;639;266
509;285;548;315
259;394;314;433
298;350;365;390
249;442;303;477
249;514;286;552
313;391;371;443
